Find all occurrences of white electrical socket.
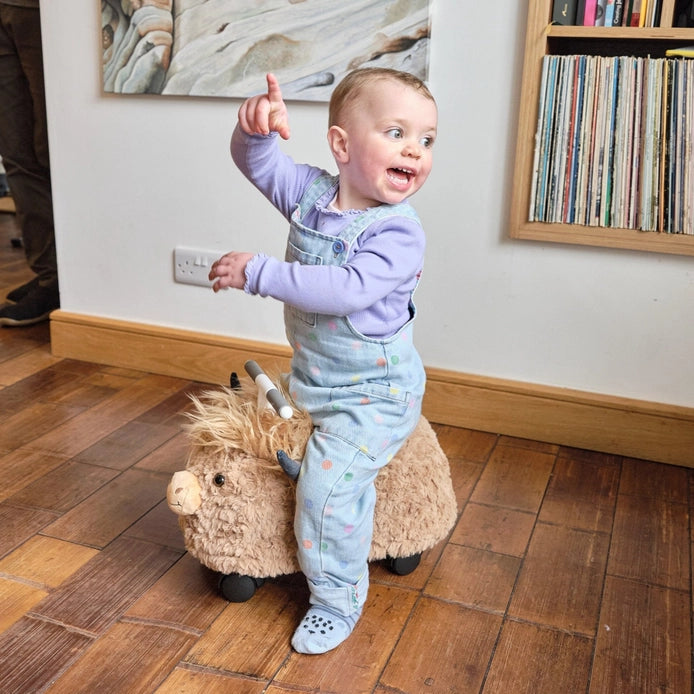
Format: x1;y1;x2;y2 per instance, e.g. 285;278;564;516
173;246;219;287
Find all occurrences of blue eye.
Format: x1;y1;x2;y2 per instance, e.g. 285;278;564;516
386;128;403;139
420;135;434;148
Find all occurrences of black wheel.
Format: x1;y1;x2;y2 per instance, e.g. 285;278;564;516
387;553;422;576
218;573;265;602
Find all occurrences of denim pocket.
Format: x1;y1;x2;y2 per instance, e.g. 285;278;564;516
325;383;414;463
330;382;412;417
285;241;322;327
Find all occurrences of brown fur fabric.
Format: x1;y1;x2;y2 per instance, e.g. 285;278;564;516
169;376;458;578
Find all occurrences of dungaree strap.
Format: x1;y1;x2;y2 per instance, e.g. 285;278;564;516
296;173;338;218
297;173;422;248
337;200;421;246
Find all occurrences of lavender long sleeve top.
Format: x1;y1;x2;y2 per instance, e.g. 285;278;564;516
232;126;425;339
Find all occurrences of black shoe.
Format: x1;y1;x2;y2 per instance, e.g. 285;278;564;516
6;276;40;303
0;284;59;327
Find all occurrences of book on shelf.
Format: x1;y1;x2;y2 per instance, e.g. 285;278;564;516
639;59;657;230
528;56;556;222
647;59;664;230
604;0;616;26
583;0;598;24
529;54;693;234
595;0;608;25
613;0;624;24
610;58;627;227
673;60;686;232
576;0;587;25
629;59;644;228
576;57;597;223
632;0;641;25
596;57;618;226
552;0;578;24
622;0;634;25
547;56;572;221
565;55;587;222
649;0;660;26
686;61;693;234
659;60;671;231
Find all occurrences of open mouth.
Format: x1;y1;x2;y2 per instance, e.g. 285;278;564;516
387;167;414;187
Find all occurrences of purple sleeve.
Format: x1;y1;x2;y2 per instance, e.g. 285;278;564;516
244;216;425;316
230;126;326;219
232;123;425;323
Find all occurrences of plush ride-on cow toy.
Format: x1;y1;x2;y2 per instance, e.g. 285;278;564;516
167;364;458;602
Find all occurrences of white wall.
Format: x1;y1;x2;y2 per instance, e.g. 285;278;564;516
40;2;694;408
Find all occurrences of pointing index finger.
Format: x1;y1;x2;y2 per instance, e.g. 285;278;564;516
266;72;283;106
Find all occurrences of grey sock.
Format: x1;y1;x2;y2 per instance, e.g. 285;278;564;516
291;606;362;654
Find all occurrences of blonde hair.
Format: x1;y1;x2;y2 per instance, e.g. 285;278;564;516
328;68;435;128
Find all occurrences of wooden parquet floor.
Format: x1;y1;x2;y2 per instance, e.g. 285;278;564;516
0;210;691;693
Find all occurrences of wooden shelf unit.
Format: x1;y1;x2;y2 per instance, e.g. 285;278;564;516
509;0;694;256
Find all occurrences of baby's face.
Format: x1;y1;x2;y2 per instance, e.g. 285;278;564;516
334;79;437;210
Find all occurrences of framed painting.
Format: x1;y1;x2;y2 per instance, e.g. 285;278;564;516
101;0;432;101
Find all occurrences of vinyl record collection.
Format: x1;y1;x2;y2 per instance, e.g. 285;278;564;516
529;53;693;233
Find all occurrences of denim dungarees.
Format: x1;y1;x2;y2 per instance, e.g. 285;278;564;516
285;174;426;616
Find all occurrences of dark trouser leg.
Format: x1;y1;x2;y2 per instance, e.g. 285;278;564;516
0;5;57;288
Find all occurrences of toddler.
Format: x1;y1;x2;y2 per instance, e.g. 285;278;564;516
209;68;437;654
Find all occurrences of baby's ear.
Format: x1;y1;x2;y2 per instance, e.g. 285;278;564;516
327;125;349;163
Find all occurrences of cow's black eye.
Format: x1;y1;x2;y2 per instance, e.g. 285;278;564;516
213;473;226;487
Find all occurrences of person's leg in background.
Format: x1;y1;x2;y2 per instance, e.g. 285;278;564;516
0;2;59;326
0;156;10;196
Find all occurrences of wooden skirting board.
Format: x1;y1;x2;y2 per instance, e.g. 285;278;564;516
0;195;16;214
50;310;694;468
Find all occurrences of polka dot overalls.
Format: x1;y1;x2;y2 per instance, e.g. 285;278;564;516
285;174;426;617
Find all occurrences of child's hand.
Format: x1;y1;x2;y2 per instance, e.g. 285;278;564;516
208;251;254;292
238;73;291;140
